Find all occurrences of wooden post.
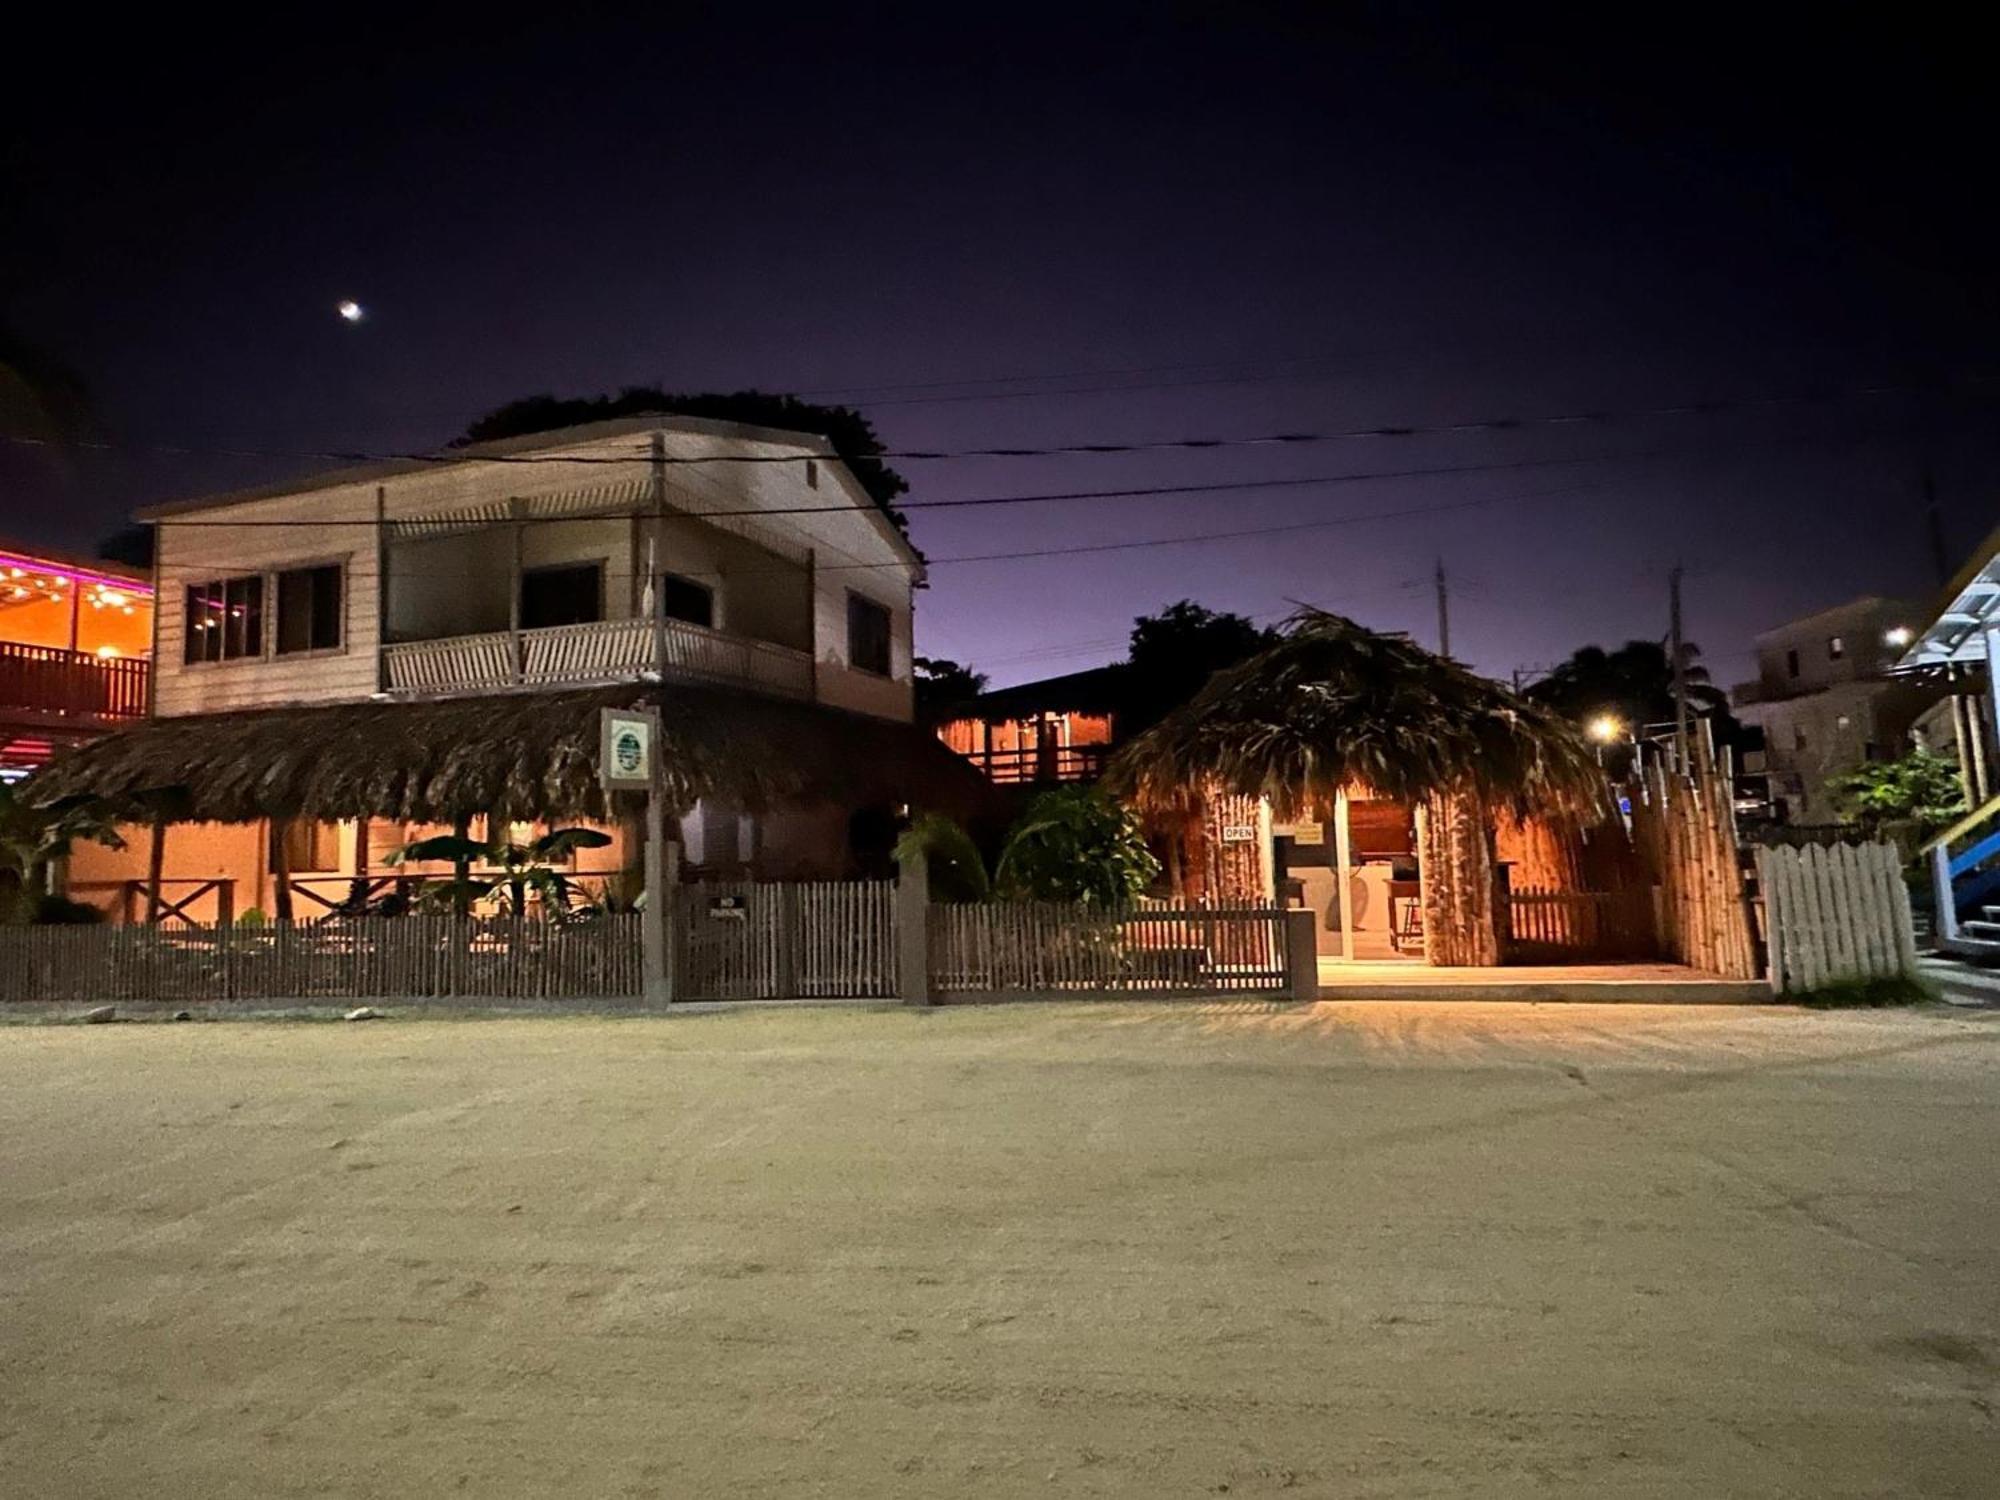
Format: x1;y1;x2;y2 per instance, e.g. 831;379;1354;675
374;486;390;693
508;504;525;685
271;819;294;924
896;846;930;1004
144;817;168;926
642;789;672;1003
1332;789;1355;963
450;814;472;920
1931;839;1959;945
1284;908;1319;1001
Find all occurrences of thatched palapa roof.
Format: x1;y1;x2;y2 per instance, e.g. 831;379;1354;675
1106;610;1607;819
29;683;997;825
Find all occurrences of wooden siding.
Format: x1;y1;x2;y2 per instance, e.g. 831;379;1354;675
150;425;917;719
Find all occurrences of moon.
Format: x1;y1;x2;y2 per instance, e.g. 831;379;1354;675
337;300;364;323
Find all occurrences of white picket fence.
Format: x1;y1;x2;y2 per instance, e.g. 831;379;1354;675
1756;842;1917;995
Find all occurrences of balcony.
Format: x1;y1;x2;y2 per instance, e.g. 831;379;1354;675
0;641;150;726
956;743;1110;785
382;616;814;700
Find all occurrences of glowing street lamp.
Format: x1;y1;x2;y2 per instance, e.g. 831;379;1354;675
1883;625;1914;649
1588;714;1624;744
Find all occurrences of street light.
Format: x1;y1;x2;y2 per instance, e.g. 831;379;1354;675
1588;714;1623;744
1883;625;1914;649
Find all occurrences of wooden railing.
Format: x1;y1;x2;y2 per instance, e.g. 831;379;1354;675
0;641;149;721
957;743;1110;785
928;900;1288;995
383;617;813;699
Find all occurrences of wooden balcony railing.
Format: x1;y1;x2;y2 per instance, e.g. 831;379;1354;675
0;641;149;723
957;743;1110;785
383;616;813;699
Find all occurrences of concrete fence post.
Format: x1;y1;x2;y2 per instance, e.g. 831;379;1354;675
1284;908;1320;1002
896;848;931;1005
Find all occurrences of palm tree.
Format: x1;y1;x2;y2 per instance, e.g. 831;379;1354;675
1105;610;1606;964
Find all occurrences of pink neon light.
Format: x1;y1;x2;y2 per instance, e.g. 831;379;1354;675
0;551;154;597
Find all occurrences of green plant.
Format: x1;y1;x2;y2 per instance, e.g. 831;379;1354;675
237;907;267;928
1827;748;1965;837
893;812;992;901
0;784;125;924
994;787;1160;906
1791;974;1933;1009
385;825;613;915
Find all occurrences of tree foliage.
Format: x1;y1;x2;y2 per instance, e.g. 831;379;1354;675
0;785;124;924
1827;747;1965;836
993;787;1160;905
892;811;993;902
385;826;613;914
913;656;988;721
453;388;912;528
1124;600;1279;735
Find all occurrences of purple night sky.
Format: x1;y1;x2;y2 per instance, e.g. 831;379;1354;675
6;6;1995;693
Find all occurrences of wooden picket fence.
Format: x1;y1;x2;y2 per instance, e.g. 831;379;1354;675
1502;885;1659;960
1756;842;1917;996
0;915;644;1005
674;880;898;1000
928;900;1288;996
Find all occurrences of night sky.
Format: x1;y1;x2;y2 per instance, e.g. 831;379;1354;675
6;5;1995;692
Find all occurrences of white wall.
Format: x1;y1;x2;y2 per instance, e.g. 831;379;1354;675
149;420;920;719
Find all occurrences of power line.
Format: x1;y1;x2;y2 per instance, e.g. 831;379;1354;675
139;449;1637;528
7;371;1987;474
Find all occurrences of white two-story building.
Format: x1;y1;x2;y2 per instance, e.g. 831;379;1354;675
50;415;990;921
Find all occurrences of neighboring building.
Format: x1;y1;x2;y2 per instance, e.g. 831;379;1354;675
1729;595;1937;823
1891;521;2000;809
934;664;1126;786
47;416;990;920
0;538;152;781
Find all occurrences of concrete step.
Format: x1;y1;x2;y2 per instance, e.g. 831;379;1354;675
1957;919;2000;940
1919;953;2000;1004
1937;934;2000;965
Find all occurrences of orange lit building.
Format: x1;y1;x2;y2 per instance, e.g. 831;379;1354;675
0;539;152;779
934;664;1124;786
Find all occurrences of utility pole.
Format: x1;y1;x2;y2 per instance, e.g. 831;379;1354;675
1434;557;1451;659
1924;468;1950;586
1669;563;1689;771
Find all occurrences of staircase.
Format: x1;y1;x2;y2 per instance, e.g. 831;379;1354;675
1924;792;2000;961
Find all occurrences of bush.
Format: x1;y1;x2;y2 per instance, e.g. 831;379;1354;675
31;894;103;925
1792;974;1934;1009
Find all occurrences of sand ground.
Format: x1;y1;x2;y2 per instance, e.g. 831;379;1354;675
1;1001;1995;1498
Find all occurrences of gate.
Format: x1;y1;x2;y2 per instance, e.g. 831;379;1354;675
675;880;898;1000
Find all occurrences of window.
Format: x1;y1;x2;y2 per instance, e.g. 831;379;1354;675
1827;635;1845;660
1785;648;1800;679
1793;726;1808;752
519;562;602;630
276;563;343;654
183;576;263;663
847;592;892;677
657;572;714;629
272;819;341;874
805;458;819;490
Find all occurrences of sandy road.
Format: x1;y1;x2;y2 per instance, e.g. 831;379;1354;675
1;1001;1995;1497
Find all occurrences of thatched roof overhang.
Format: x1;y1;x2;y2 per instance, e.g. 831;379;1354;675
29;683;999;827
1105;610;1609;822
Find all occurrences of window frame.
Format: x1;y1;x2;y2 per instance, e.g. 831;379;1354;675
845;589;894;678
657;570;717;630
519;558;607;631
182;573;267;666
273;559;349;658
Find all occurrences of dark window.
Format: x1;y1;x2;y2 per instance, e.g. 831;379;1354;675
272;818;341;873
805;458;819;490
1785;648;1800;679
275;564;343;654
183;575;263;663
1827;635;1845;660
1793;726;1808;752
847;592;892;677
520;562;602;630
657;572;714;629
